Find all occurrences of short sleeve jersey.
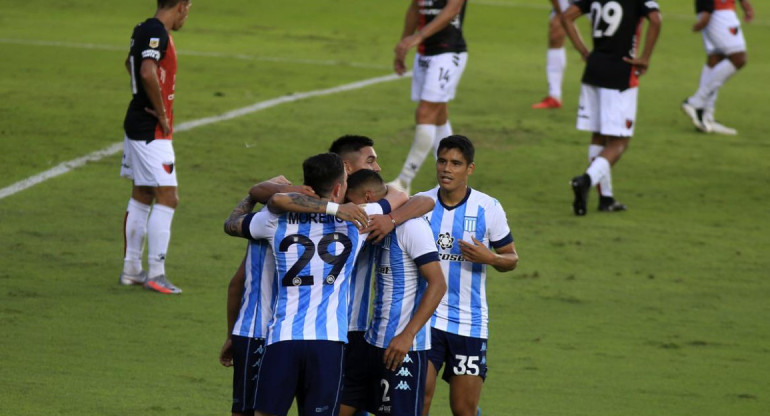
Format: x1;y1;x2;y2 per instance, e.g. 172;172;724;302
232;238;278;339
696;0;736;13
365;217;440;351
243;202;389;345
415;186;514;339
576;0;660;90
418;0;468;56
123;18;177;141
348;242;377;332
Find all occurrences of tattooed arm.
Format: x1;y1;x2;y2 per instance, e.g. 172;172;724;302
268;193;370;228
223;195;258;237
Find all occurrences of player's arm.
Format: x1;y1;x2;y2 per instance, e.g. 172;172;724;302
267;193;370;228
740;0;754;23
383;260;446;371
394;0;420;75
138;58;170;136
124;55;131;75
364;195;434;243
458;237;518;272
561;5;590;60
219;255;246;367
223;194;259;237
249;175;317;204
623;10;662;76
692;11;711;31
394;0;465;71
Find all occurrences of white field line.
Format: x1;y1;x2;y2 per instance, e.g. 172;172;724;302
0;38;389;70
0;72;410;201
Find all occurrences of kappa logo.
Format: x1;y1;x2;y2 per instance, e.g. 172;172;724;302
149;37;160;48
481;342;487;352
256;345;265;354
402;354;413;364
395;380;411;391
437;232;454;249
396;367;413;377
163;162;174;174
251;357;262;368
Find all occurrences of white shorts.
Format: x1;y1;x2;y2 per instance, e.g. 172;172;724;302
551;0;571;16
411;52;468;103
577;84;638;137
702;10;746;56
120;135;178;187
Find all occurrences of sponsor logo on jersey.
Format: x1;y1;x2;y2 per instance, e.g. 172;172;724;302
439;253;465;262
437;232;454;249
149;37;160;48
142;49;161;60
395;380;411;391
463;216;477;233
396;367;413;377
163;163;174;174
286;212;345;225
378;266;391;275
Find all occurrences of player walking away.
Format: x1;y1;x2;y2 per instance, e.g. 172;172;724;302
223;153;388;416
119;0;192;294
415;136;519;416
389;0;468;195
532;0;572;110
681;0;753;135
340;170;447;416
219;176;317;416
562;0;662;216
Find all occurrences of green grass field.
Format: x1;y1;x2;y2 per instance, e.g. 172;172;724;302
1;1;769;415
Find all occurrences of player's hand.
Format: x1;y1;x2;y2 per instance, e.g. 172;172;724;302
393;34;421;75
219;337;234;367
458;235;495;264
361;214;395;243
622;56;649;76
743;3;754;23
145;107;171;136
284;185;317;198
394;57;407;76
336;202;369;229
384;333;412;371
268;175;291;185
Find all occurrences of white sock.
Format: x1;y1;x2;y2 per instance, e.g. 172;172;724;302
433;121;453;158
700;66;719;120
397;124;436;186
147;204;175;278
546;48;566;100
123;198;150;275
585;156;610;188
587;145;613;197
689;60;736;108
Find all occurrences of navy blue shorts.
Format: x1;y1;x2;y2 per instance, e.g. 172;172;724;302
370;347;428;416
254;340;345;416
427;328;488;383
341;331;373;409
231;336;265;413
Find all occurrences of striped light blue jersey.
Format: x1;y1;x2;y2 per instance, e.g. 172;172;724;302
243;202;387;345
348;242;376;332
415;186;514;339
365;217;440;351
232;239;277;339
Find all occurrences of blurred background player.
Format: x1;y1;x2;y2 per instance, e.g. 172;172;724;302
562;0;661;216
681;0;753;135
119;0;192;294
389;0;468;195
532;0;571;110
416;136;518;416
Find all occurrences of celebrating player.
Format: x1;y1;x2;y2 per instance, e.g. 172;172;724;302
562;0;662;215
532;0;572;110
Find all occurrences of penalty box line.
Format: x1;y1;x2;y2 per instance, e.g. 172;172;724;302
0;72;410;201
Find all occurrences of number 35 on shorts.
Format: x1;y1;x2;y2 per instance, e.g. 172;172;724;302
452;354;481;376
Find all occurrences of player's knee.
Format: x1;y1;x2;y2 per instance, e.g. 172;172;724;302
730;53;747;69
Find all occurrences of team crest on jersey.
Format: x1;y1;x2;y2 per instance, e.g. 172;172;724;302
464;216;477;233
149;37;160;48
437;232;454;249
162;162;174;174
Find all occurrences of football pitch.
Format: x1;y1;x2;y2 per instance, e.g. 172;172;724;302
1;0;769;414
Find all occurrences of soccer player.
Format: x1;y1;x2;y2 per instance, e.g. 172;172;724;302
415;135;519;416
219;176;317;416
119;0;192;294
681;0;754;135
340;169;447;416
532;0;572;110
389;0;469;195
223;153;388;416
562;0;662;215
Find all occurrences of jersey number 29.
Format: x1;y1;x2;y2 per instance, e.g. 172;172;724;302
590;1;623;38
278;233;352;287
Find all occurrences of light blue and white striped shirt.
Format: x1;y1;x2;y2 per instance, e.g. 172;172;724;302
415;186;514;339
232;239;277;339
365;217;440;351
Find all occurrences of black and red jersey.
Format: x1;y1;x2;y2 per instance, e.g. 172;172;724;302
575;0;660;90
696;0;736;13
417;0;468;56
123;18;177;141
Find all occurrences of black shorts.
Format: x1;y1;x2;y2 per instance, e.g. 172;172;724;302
231;335;266;413
427;328;488;383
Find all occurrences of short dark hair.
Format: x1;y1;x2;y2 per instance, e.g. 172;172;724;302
158;0;189;9
437;135;475;164
329;135;374;156
302;153;345;198
346;169;384;192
